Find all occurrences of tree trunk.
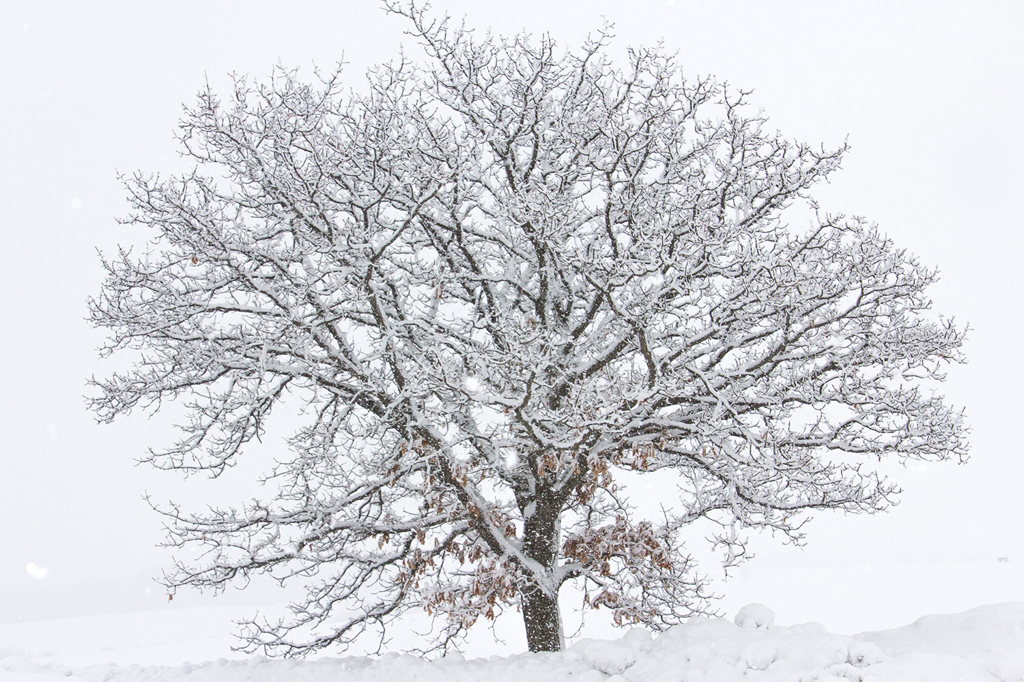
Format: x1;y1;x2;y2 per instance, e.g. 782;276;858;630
520;491;564;652
522;585;563;652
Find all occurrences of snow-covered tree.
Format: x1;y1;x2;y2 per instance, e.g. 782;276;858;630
89;3;967;655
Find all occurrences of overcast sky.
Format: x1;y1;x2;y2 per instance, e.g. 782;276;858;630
1;0;1022;641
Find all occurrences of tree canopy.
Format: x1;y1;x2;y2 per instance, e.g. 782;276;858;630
89;2;967;655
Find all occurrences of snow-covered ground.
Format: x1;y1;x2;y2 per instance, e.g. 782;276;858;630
3;602;1024;682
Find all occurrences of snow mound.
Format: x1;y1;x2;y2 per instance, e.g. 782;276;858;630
858;602;1024;681
2;603;1024;682
734;602;775;629
1;655;43;673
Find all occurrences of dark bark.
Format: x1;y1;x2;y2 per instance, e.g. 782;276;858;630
520;490;563;652
522;584;562;652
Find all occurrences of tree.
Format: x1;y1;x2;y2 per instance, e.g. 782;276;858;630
89;3;967;655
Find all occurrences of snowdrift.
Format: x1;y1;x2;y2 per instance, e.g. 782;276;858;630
3;602;1024;682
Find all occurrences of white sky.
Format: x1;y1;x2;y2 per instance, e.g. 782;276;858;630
1;0;1022;641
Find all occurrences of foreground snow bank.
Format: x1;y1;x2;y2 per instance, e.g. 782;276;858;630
3;602;1023;682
